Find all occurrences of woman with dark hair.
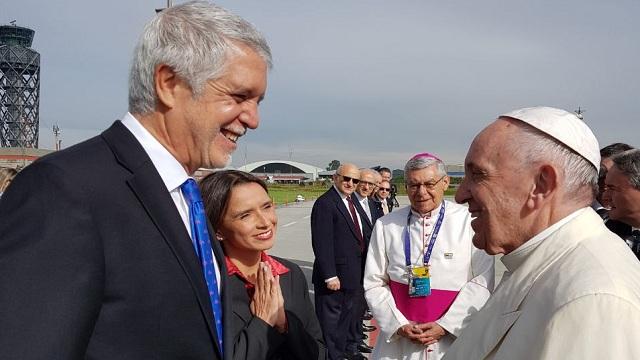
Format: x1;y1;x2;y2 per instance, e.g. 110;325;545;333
199;170;326;360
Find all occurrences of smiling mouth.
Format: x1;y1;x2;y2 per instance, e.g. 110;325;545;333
255;229;273;240
221;128;245;144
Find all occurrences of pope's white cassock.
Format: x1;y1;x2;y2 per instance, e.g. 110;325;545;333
364;200;495;360
444;208;640;360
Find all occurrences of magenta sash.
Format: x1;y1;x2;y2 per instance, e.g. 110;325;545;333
389;280;459;323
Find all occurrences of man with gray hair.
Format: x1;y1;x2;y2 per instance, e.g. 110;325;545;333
605;149;640;260
364;153;494;360
445;107;640;359
0;2;270;359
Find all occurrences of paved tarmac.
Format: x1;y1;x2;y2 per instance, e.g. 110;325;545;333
270;195;507;294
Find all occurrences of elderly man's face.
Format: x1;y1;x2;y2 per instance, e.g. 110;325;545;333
605;166;640;227
169;45;267;173
356;172;377;198
377;180;391;199
405;165;449;215
334;164;360;196
455;119;533;255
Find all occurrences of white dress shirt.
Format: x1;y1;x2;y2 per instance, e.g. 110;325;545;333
121;112;221;288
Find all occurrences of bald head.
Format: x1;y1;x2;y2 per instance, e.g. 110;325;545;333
334;163;360;196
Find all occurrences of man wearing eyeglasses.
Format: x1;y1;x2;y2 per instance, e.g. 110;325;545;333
350;168;382;356
364;153;494;360
372;179;394;219
312;163;369;360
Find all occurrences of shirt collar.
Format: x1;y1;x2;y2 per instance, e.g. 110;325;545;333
354;192;367;203
333;185;351;200
409;201;444;220
121;112;190;191
225;252;290;284
501;207;587;272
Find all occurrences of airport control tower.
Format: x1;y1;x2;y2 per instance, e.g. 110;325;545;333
0;23;40;148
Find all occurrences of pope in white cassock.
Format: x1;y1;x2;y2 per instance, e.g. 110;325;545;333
364;153;495;360
445;107;640;360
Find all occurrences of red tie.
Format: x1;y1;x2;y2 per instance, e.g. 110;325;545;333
347;196;364;252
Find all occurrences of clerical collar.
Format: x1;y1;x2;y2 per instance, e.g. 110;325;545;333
409;201;443;219
501;207;587;272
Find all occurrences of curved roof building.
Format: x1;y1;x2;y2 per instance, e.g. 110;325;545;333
237;160;324;183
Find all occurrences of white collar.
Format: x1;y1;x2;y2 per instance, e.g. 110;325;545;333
502;208;587;272
409;201;444;219
121;112;190;192
354;192;367;203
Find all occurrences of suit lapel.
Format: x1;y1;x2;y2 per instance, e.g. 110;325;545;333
353;195;372;230
330;188;361;242
101;121;220;354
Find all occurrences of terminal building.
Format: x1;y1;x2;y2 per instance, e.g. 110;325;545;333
237;160;325;184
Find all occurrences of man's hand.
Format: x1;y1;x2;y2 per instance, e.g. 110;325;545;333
413;322;446;345
326;278;341;291
396;322;424;344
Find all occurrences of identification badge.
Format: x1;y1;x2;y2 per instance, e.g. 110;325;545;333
407;265;431;297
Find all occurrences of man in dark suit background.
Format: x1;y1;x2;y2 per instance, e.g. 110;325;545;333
349;168;378;357
595;143;635;238
371;179;394;220
312;163;365;360
604;149;640;260
0;2;271;359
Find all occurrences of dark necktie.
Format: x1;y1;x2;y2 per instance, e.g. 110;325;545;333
181;179;224;354
347;196;364;251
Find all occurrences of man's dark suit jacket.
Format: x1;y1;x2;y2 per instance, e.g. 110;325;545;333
370;196;392;223
311;187;364;291
0;121;227;359
226;256;326;359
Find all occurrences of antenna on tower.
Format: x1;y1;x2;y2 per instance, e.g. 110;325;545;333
52;124;62;151
155;0;173;13
574;106;586;120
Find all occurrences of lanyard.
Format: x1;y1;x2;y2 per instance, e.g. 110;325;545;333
404;202;446;267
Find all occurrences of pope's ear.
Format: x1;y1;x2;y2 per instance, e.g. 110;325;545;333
154;64;182;109
528;164;558;207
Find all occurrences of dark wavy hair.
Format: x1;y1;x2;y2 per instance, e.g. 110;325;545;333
198;170;268;228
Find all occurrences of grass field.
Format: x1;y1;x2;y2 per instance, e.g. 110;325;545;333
267;183;458;205
267;184;329;205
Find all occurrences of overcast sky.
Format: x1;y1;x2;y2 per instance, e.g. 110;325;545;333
4;0;639;170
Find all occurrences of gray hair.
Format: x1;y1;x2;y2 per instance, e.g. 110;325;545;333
359;168;379;180
404;155;446;177
612;149;640;190
510;120;598;202
128;1;272;115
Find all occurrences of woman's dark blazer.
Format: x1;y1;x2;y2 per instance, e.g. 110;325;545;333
226;256;327;360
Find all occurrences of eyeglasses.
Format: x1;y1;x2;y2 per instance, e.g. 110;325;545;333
406;175;446;192
378;187;391;192
337;174;360;184
359;180;376;187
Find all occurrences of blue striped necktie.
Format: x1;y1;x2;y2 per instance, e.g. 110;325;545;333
181;178;223;355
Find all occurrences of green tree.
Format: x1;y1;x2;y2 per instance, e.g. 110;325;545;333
326;160;340;171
